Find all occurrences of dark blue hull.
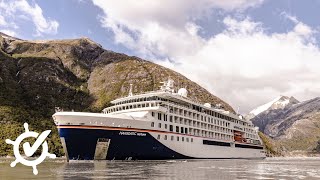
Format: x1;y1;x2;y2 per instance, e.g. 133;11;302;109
58;127;190;160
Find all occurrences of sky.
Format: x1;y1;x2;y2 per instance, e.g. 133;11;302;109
0;0;319;113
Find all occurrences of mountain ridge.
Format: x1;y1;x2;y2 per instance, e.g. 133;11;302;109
0;32;235;156
247;95;299;120
250;96;320;155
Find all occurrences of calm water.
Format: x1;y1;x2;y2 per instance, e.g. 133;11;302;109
0;158;320;180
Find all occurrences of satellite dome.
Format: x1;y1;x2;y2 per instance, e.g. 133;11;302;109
178;88;188;97
204;103;211;108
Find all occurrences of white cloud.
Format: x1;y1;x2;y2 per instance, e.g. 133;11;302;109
0;29;16;37
93;1;320;113
92;0;263;37
293;22;313;37
172;18;320;113
0;15;6;26
0;0;59;36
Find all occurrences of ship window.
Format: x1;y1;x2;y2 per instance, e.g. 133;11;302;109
165;124;168;129
169;116;173;122
142;104;145;108
152;112;155;117
181;127;184;134
158;123;161;128
176;126;179;133
182;137;184;141
186;137;189;142
158;113;162;120
185;128;188;134
191;138;193;142
171;136;174;141
164;135;167;140
157;135;160;139
169;125;173;132
177;136;179;141
151;122;154;127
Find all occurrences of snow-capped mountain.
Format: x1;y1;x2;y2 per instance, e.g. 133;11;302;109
250;97;320;155
247;96;299;119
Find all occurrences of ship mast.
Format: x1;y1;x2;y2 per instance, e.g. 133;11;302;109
128;84;133;97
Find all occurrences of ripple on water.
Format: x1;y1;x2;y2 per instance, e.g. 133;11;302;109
1;158;320;179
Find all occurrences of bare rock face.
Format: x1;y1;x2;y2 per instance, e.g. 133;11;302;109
88;58;235;111
251;97;320;154
0;32;235;113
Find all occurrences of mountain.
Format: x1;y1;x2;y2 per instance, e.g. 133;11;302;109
0;32;235;156
250;96;320;156
247;96;299;120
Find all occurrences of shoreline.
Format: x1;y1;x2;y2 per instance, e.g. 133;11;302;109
1;156;320;161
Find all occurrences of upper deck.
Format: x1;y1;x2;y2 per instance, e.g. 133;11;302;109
104;80;252;127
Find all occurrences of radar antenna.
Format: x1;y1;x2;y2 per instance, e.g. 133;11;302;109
160;77;174;93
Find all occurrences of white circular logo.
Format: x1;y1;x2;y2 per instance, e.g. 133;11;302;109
5;123;56;175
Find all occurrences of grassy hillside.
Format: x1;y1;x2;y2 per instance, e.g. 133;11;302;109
0;34;236;156
258;132;281;156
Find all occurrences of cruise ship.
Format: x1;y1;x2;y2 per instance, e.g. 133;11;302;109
53;79;266;160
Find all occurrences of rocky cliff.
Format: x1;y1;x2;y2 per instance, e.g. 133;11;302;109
251;97;320;156
0;32;235;156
